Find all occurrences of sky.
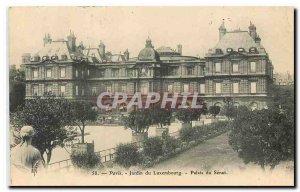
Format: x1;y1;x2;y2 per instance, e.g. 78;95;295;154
9;7;294;73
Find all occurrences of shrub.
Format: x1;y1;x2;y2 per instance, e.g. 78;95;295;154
179;126;197;142
71;152;100;170
228;107;294;169
114;143;141;168
143;137;164;159
139;154;154;168
163;136;180;155
209;106;221;118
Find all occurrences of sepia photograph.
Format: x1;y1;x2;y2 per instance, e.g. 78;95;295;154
8;6;294;186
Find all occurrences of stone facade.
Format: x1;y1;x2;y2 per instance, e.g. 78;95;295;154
22;22;273;111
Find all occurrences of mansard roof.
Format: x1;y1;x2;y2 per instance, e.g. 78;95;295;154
209;30;266;56
83;48;105;63
35;40;84;60
156;46;180;56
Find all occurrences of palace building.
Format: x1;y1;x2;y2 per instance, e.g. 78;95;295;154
22;21;273;112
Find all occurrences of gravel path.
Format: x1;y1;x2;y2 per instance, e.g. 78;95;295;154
152;132;245;170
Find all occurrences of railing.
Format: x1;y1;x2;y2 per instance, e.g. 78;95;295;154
47;131;180;171
47;158;72;170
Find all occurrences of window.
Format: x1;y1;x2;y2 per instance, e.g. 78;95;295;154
183;84;189;93
81;88;85;96
227;48;233;53
33;68;38;78
238;48;245;52
32;85;38;96
216;49;223;54
99;70;105;78
249;47;257;53
250;82;257;93
148;69;152;76
60;85;65;96
121;85;127;93
174;82;181;93
232;63;239;73
75;86;79;96
61;54;68;61
60;67;66;78
112;69;119;77
169;67;178;76
81;70;84;77
250;102;258;111
106;86;112;93
87;69;90;76
167;84;173;93
141;83;149;95
215;63;221;73
233;82;239;93
250;62;256;72
186;67;194;75
46;85;52;94
215;83;221;94
200;84;205;94
233;102;240;107
75;69;78;77
46;68;52;78
92;87;96;96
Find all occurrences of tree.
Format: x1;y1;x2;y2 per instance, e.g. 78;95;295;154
268;84;294;117
11;97;75;164
209;106;221;118
122;110;152;133
150;105;172;128
69;101;98;143
228;107;294;169
9;68;25;113
221;104;238;120
175;108;193;124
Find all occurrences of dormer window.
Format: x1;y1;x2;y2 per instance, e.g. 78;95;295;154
227;48;233;53
249;47;257;53
34;56;41;62
215;49;223;55
42;56;49;61
238;48;245;52
61;54;68;61
51;55;58;60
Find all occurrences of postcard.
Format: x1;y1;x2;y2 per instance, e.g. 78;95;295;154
9;6;294;186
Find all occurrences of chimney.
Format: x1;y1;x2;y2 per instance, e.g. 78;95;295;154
43;33;52;47
255;35;261;45
22;53;31;64
124;49;129;61
99;41;106;58
67;30;76;52
218;20;227;40
249;21;257;40
177;44;182;55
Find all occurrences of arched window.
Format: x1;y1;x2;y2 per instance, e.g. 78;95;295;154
249;102;258;111
233;102;240;108
214;102;223;107
227;48;233;53
249;47;257;53
238;48;245;52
